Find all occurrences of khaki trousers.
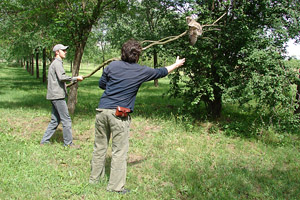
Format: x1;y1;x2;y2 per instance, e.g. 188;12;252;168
90;109;131;191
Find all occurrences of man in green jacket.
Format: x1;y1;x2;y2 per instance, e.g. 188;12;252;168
41;44;83;147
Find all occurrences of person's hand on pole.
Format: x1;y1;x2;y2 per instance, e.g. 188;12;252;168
77;75;84;81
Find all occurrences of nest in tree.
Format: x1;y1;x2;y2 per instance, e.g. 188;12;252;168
186;13;226;45
186;16;203;45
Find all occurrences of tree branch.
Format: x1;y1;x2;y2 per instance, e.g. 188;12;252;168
202;12;226;28
72;14;226;83
66;57;119;87
142;31;188;50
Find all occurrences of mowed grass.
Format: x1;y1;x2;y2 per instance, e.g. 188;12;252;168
0;62;300;200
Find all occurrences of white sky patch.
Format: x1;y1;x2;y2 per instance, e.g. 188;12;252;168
286;39;300;59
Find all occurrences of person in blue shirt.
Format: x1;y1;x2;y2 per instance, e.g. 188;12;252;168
89;39;185;194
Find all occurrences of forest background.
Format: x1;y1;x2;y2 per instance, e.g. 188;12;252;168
1;0;300;199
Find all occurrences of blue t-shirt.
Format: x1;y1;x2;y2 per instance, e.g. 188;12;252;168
98;60;168;112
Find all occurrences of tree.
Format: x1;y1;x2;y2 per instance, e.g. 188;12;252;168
0;0;57;59
168;0;300;120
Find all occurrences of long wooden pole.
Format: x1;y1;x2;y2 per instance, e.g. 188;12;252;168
67;13;226;88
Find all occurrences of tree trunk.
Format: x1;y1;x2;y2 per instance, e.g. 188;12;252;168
43;48;47;83
67;42;86;114
295;85;300;114
68;82;79;114
28;57;31;73
28;56;31;74
26;60;29;72
153;49;158;87
36;50;39;79
31;54;34;75
207;61;222;119
207;93;222;119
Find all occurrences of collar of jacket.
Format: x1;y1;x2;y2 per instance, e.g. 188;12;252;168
55;57;63;63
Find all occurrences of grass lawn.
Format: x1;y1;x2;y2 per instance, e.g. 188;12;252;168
0;62;300;199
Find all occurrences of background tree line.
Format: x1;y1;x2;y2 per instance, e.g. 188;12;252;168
0;0;300;131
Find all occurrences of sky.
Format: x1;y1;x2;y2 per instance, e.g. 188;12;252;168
286;39;300;59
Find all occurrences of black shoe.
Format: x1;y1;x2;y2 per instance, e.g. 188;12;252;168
118;189;130;194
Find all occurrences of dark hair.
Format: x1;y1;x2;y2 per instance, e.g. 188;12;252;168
121;39;142;63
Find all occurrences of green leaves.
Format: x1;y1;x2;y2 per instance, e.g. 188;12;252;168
166;0;300;123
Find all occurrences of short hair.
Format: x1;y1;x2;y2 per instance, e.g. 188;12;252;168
121;39;142;63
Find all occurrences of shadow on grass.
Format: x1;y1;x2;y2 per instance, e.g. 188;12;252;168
0;65;50;111
0;76;47;91
0;65;261;142
38;128;71;144
101;156;146;181
133;82;184;118
3;64;296;142
48;129;65;143
1;64;185;121
167;163;300;199
0;93;49;110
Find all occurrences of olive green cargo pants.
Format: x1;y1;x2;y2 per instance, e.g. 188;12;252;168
89;109;131;192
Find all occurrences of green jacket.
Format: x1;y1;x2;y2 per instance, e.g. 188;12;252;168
46;57;77;100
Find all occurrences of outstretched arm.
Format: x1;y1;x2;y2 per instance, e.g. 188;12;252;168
165;56;186;73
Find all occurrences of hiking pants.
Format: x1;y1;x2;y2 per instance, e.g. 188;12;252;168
41;99;73;145
90;109;131;192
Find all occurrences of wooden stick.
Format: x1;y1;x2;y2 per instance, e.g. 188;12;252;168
141;35;181;44
83;57;120;79
142;31;188;50
67;57;120;87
